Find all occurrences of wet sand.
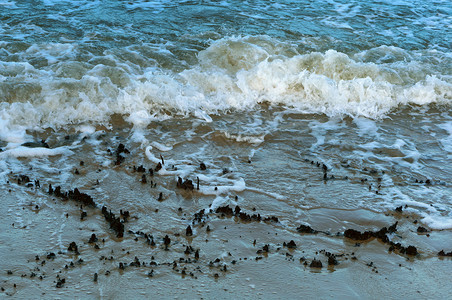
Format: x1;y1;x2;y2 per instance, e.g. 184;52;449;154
1;113;452;299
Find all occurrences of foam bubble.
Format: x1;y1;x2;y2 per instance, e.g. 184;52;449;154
0;146;72;158
150;141;173;152
126;110;155;128
198;178;246;196
421;215;452;230
353;117;380;137
223;132;265;145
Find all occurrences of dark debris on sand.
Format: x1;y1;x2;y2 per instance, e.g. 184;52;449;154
101;206;125;238
438;250;452;257
343;222;418;256
7;146;443;288
213;205;279;224
114;143;130;165
48;185;96;207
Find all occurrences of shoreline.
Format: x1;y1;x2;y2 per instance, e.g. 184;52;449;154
1;129;451;298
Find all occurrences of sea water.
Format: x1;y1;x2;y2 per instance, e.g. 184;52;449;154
0;1;451;296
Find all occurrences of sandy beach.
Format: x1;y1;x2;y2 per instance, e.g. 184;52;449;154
1;115;451;299
1;1;451;298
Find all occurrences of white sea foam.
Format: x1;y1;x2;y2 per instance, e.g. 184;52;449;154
124;0;171;12
353;117;380;137
223;132;265;145
198;178;246;196
421;214;452;230
0;36;451;145
150;141;173;152
0;146;72;158
209;195;229;212
126;110;155;128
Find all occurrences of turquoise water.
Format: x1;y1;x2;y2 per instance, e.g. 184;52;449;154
2;0;451;50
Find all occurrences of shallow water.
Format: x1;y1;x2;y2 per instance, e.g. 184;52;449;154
1;0;451;298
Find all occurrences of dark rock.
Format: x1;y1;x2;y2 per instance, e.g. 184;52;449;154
68;242;78;253
177;177;194;190
328;255;338;266
193;209;206;224
405;245;418;256
417;226;429;233
114;143;130;165
163;235;171;247
101;206;124;238
286;240;297;249
89;234;98;243
155;162;162;172
310;259;322;268
120;210;130;221
16;174;31;185
263;216;279;223
438;250;452;257
216;205;234;216
186;225;193;236
238;212;251;222
344;229;375;241
296;224;317;234
137;165;146;172
257;244;270;254
395;206;403;213
146;235;156;247
344;222;398;244
130;257;141;267
68;188;96;207
200;162;207;170
388;241;417;256
388;222;398;233
56;278;65;288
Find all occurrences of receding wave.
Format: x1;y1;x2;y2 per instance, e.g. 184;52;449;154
0;36;451;141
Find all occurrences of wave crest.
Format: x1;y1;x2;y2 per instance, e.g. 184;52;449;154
0;36;451;139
